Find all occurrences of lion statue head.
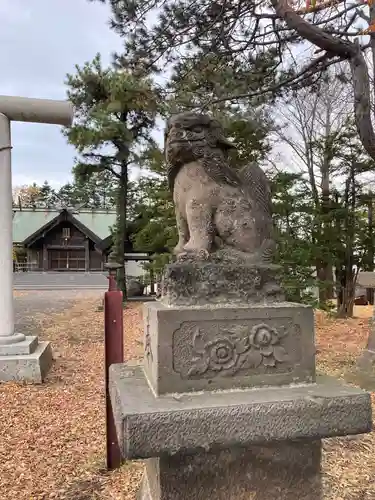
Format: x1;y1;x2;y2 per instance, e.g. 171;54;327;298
164;112;236;190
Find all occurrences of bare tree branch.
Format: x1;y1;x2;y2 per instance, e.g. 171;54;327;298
271;0;375;162
271;0;356;58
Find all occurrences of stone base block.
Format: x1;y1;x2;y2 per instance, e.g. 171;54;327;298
161;260;284;307
110;364;372;460
357;330;375;371
138;441;322;500
0;340;53;382
0;335;38;356
143;301;316;395
357;348;375;371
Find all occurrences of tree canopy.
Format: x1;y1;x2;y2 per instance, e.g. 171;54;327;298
92;0;375;163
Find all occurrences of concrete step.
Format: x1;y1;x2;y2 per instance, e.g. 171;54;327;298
13;272;108;290
14;285;107;290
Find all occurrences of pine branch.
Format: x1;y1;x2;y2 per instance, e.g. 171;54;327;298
204;53;340;107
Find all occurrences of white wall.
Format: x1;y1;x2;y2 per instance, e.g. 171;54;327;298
125;260;147;278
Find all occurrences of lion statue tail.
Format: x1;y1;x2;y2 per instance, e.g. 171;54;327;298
260;239;276;263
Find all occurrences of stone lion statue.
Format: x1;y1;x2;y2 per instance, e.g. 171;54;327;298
165;112;275;263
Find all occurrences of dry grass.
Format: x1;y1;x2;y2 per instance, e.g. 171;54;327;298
315;307;375;499
0;299;375;499
353;305;374;319
0;298;144;500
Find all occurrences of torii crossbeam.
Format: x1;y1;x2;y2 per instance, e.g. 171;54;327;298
0;95;73;382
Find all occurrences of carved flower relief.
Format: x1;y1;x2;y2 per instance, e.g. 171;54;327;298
187;333;246;376
248;323;289;367
187;323;289;377
208;339;240;370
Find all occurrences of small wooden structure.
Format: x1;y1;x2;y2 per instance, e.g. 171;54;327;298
13;208;116;271
95;234;156;293
13;207;151;274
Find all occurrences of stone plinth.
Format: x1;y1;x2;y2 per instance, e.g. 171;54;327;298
356;273;375;372
109;364;371;461
138;442;322;500
0;336;53;383
0;335;39;355
357;334;375;371
357;318;375;371
161;260;284;307
110;364;372;499
358;348;375;371
143;301;316;395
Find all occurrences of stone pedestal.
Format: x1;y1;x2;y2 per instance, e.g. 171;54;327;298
109;261;373;499
357;324;375;371
138;442;322;500
0;335;53;382
161;260;284;307
143;301;315;394
356;273;375;372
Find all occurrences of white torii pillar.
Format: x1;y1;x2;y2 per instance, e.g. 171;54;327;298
0;95;73;381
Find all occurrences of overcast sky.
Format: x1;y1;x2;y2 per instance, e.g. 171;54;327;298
1;0;123;189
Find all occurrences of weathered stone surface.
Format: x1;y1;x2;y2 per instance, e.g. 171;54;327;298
0;335;38;356
357;324;375;371
0;340;53;382
128;279;145;297
357;271;375;288
109;364;372;460
161;259;284;307
165;112;275;264
357;348;375;371
143;301;315;394
138;441;322;499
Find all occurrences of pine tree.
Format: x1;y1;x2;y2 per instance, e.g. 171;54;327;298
271;171;318;304
39;181;59;207
64;53;161;296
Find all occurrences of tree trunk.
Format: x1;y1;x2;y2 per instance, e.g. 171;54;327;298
366;193;374;305
114;162;128;298
336;266;356;318
336;267;343;310
337;161;356;318
316;262;333;305
320;104;334;300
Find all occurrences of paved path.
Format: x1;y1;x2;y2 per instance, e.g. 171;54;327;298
14;272;108;290
14;290;103;335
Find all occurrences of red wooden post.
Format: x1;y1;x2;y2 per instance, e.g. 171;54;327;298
104;274;124;470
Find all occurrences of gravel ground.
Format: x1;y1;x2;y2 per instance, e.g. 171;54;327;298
14;290;104;336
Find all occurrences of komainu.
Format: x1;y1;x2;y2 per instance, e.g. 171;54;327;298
165;112;275;262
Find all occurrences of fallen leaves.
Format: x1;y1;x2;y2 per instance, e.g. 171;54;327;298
0;296;144;500
316;306;375;499
0;299;374;499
